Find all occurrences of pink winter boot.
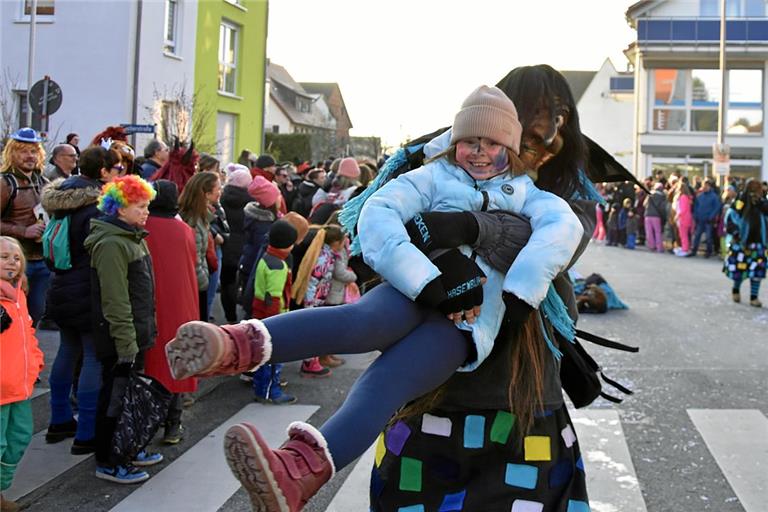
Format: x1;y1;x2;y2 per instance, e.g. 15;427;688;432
165;320;272;380
224;421;335;512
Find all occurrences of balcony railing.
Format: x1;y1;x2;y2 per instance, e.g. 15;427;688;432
637;17;768;43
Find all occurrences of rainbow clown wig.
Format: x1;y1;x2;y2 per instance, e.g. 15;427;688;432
98;175;156;216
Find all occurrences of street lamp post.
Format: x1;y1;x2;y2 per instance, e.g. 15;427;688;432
714;0;730;187
26;0;38;127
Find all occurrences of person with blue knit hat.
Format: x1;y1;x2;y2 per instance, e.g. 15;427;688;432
0;128;51;325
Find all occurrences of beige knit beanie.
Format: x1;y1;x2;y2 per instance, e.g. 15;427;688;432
450;85;522;153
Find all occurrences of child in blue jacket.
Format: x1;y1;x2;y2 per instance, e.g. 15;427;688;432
166;85;584;511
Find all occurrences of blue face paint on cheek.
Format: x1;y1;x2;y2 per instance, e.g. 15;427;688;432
493;150;508;171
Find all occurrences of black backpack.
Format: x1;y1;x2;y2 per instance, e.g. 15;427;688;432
558;329;638;408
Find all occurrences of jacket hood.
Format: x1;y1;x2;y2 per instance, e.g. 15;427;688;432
221;184;253;209
423;128;453;159
149;179;179;217
243;201;276;225
41;176;102;213
84;217;148;253
297;181;320;196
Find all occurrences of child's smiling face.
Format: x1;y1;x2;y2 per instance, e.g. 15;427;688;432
0;241;22;282
455;137;509;180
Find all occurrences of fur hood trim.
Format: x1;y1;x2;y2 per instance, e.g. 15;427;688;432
41;178;101;214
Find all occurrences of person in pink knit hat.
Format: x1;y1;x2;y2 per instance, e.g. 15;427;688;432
248;176;283;214
310;158;361;214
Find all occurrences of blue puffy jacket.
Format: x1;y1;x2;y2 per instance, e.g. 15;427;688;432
357;130;583;370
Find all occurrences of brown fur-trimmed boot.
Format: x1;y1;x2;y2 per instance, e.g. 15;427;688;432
224;421;335;512
165;320;272;380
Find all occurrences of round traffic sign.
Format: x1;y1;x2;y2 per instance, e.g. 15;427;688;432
29;78;62;115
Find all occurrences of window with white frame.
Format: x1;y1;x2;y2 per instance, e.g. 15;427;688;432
218;21;239;94
727;69;763;134
216;112;237;164
164;0;179;54
23;0;54;16
651;68;763;134
15;91;43;131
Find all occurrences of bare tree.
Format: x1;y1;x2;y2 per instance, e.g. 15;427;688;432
0;68;23;147
144;81;218;155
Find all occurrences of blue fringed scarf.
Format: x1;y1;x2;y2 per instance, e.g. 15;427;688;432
340;146;416;256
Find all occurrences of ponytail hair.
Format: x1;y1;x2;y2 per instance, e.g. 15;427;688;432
291;224;345;305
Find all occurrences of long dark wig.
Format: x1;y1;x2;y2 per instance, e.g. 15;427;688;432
392;66;590;437
496;64;588;200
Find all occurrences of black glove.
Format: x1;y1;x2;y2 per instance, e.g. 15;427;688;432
0;305;12;333
502;292;534;326
406;211;480;254
416;249;485;315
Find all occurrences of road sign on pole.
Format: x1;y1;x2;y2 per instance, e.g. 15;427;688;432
712;143;730;176
29;77;62;116
120;124;157;135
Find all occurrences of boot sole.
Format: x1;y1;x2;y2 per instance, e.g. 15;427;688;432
224;423;290;512
166;321;228;380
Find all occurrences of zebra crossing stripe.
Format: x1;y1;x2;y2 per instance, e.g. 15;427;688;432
109;403;318;512
562;409;647;512
325;443;377;512
4;428;92;501
325;409;648;512
687;409;768;512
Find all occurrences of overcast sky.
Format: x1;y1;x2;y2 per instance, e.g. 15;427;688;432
267;0;638;148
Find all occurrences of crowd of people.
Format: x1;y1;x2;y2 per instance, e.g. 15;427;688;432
593;172;768;307
1;63;765;512
0;124;380;503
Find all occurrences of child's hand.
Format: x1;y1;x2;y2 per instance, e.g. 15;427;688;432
0;305;11;333
406;212;479;253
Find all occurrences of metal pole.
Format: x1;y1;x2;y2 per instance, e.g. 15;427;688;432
715;0;728;187
25;0;38;127
130;0;143;149
41;75;49;134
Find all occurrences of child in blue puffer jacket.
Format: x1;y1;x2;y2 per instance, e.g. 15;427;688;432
166;85;584;511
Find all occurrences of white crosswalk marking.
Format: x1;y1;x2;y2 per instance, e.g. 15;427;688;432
109;403;318;512
4;429;92;501
571;409;647;512
687;409;768;512
325;443;376;512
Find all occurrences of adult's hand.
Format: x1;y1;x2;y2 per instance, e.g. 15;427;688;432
24;223;45;239
405;211;479;254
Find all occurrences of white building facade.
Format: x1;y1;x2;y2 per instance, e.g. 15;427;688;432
0;0;198;150
576;59;636;172
626;0;768;182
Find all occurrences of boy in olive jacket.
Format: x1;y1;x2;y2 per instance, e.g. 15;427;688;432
84;176;162;484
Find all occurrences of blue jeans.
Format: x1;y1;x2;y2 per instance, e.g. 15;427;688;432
48;327;102;441
206;246;223;320
692;221;715;256
25;259;51;325
264;284;470;470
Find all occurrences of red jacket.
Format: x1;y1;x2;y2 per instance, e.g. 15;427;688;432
142;215;199;393
0;279;44;405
